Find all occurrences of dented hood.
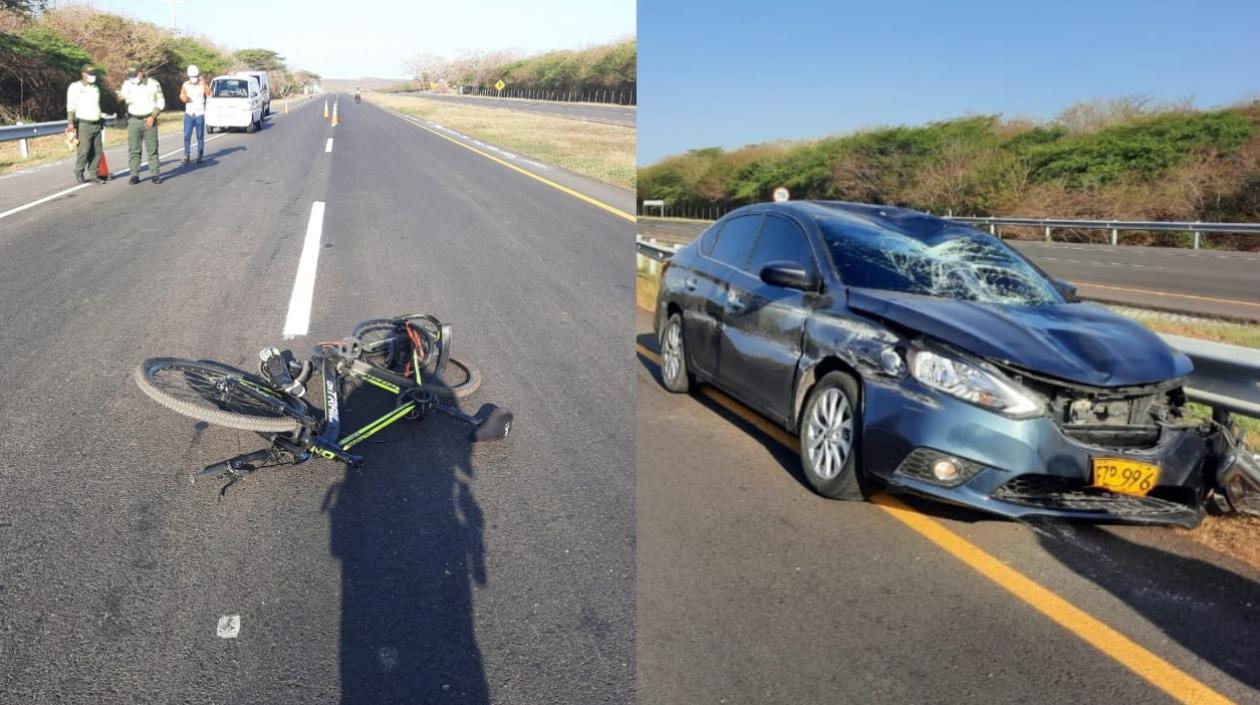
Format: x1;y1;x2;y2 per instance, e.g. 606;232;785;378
846;288;1192;387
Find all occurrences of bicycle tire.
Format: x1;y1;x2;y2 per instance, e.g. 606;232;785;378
424;356;480;399
134;358;302;433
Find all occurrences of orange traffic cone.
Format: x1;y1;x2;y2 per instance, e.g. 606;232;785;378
97;148;110;179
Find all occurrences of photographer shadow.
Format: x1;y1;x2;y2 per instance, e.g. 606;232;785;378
323;378;489;704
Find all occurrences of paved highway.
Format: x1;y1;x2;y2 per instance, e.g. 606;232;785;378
397;92;636;127
637;217;1260;322
0;96;634;703
634;310;1260;705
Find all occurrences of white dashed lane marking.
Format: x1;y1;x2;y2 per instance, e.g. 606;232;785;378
217;615;240;638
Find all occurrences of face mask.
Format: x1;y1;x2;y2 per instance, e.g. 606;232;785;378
86;75;97;84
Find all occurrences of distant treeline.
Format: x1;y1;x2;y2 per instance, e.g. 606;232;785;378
393;39;636;102
0;2;318;122
639;98;1260;247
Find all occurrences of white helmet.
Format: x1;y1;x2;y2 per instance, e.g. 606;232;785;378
187;65;200;78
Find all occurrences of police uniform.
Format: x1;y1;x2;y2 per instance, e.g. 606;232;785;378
119;70;166;183
66;65;105;183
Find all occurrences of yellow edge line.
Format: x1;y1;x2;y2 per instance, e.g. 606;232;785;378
372;102;635;223
1074;281;1260;310
634;339;1236;705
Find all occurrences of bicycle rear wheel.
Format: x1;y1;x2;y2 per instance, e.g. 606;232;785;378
134;358;302;433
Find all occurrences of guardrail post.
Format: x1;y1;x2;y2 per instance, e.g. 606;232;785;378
988;223;995;235
648;239;660;276
1044;225;1051;242
1110;228;1119;246
1193;223;1202;250
17;120;29;159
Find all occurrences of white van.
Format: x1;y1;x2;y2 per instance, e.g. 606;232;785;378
242;70;272;116
206;74;263;133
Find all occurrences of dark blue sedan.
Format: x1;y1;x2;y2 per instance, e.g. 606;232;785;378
653;201;1260;527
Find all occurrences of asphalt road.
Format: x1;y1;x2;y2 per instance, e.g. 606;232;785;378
634;310;1260;705
637;217;1260;322
0;95;633;703
397;92;636;127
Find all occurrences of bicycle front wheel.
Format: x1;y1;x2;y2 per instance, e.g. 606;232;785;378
134;358;303;433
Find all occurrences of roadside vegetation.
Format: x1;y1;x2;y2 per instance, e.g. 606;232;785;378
391;39;636;103
367;91;634;189
0;2;318;124
639;98;1260;250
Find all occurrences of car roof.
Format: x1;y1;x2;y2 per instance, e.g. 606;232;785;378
741;200;979;243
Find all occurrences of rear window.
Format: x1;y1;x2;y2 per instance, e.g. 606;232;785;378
212;80;251;98
819;214;1063;305
707;215;763;270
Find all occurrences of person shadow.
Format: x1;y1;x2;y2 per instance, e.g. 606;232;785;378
157;146;248;182
322;375;489;704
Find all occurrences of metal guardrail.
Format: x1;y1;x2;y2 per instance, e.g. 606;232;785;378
1;116;119;160
947;215;1260;249
0;120;70;143
634;212;1260;249
635;236;1260;421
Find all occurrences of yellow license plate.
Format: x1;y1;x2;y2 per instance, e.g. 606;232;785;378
1091;458;1160;496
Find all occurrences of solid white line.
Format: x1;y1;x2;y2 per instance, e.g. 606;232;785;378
0;183;91;220
325;138;333;153
0;133;228;222
282;201;326;339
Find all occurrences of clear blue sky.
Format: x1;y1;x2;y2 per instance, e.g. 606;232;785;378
638;0;1260;164
75;0;634;79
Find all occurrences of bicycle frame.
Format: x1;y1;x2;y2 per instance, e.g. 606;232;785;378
210;324;509;479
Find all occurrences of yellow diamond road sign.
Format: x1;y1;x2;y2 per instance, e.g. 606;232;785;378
494;80;506;91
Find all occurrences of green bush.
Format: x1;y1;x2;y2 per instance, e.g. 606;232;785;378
639;108;1260;225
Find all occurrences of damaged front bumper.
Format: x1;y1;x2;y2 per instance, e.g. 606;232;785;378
861;378;1260;528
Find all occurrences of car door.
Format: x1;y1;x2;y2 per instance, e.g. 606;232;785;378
683;215;763;377
718;214;818;422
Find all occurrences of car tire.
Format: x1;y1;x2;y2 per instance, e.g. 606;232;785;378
246;120;256;134
799;371;866;500
658;312;692;393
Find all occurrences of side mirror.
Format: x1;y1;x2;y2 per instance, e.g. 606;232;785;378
1055;278;1078;300
760;261;818;291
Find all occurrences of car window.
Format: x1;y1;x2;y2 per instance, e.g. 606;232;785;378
212;80;249;98
707;215;763;270
748;215;815;275
819;215;1063;305
699;221;722;255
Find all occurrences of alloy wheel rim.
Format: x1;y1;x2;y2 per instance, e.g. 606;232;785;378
805;388;853;480
663;322;682;383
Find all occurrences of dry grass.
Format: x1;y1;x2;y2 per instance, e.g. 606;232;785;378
636;267;660;313
366;91;634;190
1177;515;1260;571
0;112;186;175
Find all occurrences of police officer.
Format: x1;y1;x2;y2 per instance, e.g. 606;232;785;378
65;64;107;185
118;65;166;184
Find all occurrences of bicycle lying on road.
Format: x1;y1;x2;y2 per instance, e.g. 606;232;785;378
134;314;512;487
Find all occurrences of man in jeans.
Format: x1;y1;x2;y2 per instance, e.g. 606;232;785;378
118;65;165;184
65;64;107;185
180;64;210;164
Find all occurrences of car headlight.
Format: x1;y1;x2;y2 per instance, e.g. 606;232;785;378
908;348;1042;418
